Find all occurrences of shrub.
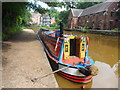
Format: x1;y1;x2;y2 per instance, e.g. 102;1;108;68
50;23;57;27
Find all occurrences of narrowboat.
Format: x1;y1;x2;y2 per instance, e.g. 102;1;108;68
37;24;98;84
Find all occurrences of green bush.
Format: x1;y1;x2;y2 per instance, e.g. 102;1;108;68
112;30;120;32
2;2;31;41
2;26;27;40
81;29;89;33
38;25;59;31
50;23;57;27
19;26;27;30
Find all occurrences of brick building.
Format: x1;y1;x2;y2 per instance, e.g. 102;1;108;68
30;13;41;25
40;13;51;26
67;9;83;28
68;1;120;30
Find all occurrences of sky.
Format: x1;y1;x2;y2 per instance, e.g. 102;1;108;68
29;0;66;12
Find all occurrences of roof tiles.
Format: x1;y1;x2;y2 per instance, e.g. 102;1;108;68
71;9;83;17
70;2;113;17
80;2;113;16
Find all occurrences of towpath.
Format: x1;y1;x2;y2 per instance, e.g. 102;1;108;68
2;29;58;88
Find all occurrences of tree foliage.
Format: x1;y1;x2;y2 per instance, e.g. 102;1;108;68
77;2;101;9
45;2;101;10
48;8;59;18
28;2;49;14
48;8;60;25
58;10;70;26
2;2;48;40
45;2;77;10
2;2;31;40
45;2;62;8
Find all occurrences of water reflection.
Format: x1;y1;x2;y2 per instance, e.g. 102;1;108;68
54;73;93;88
54;31;119;88
92;61;118;88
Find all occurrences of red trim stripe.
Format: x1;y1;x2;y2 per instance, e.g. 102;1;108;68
46;50;58;63
56;33;60;34
58;71;92;80
51;39;62;44
58;72;92;83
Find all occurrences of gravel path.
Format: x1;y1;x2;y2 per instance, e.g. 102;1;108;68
2;29;58;88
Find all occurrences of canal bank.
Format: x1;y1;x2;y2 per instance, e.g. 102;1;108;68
64;28;120;36
2;29;58;88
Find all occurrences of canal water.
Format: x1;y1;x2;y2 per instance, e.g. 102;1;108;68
54;31;119;88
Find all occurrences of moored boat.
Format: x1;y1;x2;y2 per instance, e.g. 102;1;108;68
37;24;98;84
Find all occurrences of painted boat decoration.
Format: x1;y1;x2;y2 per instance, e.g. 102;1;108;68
37;25;98;84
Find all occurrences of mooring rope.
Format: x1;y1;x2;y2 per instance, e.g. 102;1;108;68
31;66;69;83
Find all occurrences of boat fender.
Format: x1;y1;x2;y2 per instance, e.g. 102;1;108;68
78;67;91;76
87;65;99;76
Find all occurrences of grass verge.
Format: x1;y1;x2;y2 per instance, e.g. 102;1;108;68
38;25;59;31
2;26;27;40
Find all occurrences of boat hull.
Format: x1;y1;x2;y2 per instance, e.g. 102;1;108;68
57;64;92;84
38;28;93;84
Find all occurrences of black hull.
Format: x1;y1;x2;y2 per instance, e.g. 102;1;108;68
45;52;59;71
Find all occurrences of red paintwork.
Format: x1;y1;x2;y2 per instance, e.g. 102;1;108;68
58;72;92;83
51;39;62;44
56;33;60;35
62;58;84;65
42;35;62;58
45;48;58;63
58;71;92;79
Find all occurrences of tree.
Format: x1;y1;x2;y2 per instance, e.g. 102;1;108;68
45;2;101;10
45;2;77;10
28;2;49;14
58;10;70;27
48;8;60;25
77;2;101;9
2;1;50;40
48;7;59;18
44;2;101;27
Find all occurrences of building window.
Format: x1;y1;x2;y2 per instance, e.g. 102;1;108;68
117;1;120;7
111;12;114;17
99;12;102;16
103;11;108;16
90;15;92;17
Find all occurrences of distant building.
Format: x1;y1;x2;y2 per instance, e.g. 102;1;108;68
40;14;51;27
30;13;41;25
51;17;56;24
68;1;120;30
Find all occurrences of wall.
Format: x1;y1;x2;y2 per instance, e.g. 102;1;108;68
30;13;41;25
77;2;118;30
